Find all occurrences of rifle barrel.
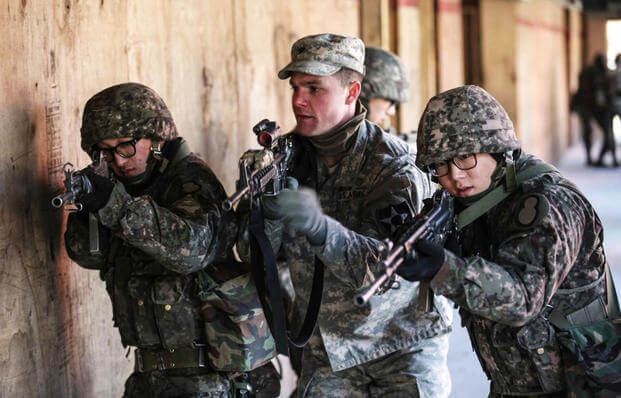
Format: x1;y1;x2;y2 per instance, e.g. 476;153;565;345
222;186;250;211
51;191;75;208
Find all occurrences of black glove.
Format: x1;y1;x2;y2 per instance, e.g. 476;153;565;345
80;167;114;214
396;239;446;282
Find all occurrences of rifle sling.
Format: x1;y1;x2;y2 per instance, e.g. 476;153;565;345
248;203;323;354
456;163;559;230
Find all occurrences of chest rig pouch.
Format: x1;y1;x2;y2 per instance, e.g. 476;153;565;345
197;268;277;372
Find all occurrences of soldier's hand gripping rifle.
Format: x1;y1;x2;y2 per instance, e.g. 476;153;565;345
51;150;110;254
222;119;293;211
51;150;109;211
354;189;455;307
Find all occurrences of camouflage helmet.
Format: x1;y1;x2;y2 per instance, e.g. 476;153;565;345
80;83;177;152
361;46;409;103
416;85;520;169
278;33;365;79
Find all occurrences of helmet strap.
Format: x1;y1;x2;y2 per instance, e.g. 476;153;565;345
120;139;162;186
504;150;517;192
150;139;163;160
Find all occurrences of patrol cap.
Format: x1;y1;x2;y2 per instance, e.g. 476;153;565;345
278;33;365;80
416;85;520;169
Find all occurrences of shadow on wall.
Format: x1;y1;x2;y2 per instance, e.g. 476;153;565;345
0;100;95;395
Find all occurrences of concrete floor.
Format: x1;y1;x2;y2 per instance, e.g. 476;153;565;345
447;142;621;397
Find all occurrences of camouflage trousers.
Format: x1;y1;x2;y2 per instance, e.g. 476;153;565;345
123;363;280;398
123;368;230;398
298;332;451;398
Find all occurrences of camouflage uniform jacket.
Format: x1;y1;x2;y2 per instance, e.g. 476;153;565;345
243;120;452;371
430;154;608;395
65;139;239;349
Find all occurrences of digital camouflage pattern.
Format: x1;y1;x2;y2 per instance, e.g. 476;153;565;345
297;330;451;397
123;363;281;398
238;110;452;378
428;152;610;396
416;85;520;169
201;273;276;372
361;46;409;104
123;368;231;398
65;138;264;395
278;33;365;79
81;83;177;152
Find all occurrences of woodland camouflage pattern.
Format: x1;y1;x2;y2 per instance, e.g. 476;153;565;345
201;273;276;371
416;85;520;168
238;110;452;382
278;33;365;79
418;86;612;396
361;46;409;104
81;83;177;152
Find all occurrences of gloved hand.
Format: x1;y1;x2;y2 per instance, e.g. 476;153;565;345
272;186;327;245
396;239;446;282
79;167;115;214
262;177;298;219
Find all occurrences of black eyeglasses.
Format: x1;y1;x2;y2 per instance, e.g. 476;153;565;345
99;138;140;162
428;154;478;177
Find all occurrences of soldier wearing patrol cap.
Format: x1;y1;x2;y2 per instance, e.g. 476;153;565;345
397;85;619;397
238;33;453;397
65;83;279;397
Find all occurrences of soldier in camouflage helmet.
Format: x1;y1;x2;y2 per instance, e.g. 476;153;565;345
398;85;618;396
65;83;279;397
360;46;409;128
238;34;453;397
361;46;434;211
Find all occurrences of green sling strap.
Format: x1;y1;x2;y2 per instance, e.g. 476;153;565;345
456;162;559;230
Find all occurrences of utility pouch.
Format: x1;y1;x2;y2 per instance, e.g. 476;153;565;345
550;264;621;393
198;271;276;372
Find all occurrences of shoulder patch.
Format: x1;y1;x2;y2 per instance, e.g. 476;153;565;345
182;182;201;193
376;201;414;236
514;193;549;228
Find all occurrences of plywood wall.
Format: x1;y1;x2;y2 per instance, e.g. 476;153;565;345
515;0;569;162
480;0;571;163
0;1;359;396
436;0;464;92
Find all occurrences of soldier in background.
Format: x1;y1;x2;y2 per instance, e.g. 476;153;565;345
573;53;617;167
65;83;279;397
612;54;621;135
398;85;617;397
360;46;408;129
239;33;452;397
360;46;434;211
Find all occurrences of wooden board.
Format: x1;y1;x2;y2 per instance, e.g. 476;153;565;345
0;1;359;396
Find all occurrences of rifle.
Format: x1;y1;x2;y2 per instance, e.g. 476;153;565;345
222;119;293;211
51;151;109;254
354;189;455;307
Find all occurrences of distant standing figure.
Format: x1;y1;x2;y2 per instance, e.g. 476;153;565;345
573;54;617;167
